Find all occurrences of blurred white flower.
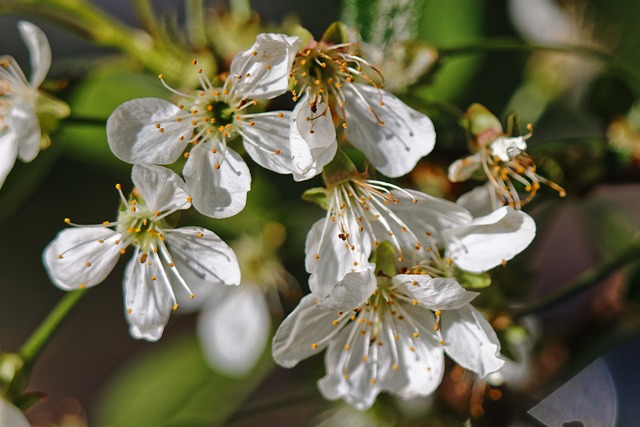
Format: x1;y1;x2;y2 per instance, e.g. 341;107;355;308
179;224;299;376
0;396;30;427
0;21;69;189
43;164;240;341
107;34;302;218
273;267;504;410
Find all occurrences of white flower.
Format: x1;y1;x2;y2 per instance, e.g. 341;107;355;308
449;135;566;210
306;173;536;298
43;164;240;341
272;270;504;410
290;39;435;178
0;396;30;427
107;34;302;218
177;225;298;376
0;21;69;189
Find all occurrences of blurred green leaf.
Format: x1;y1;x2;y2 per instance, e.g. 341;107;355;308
95;335;273;427
416;0;486;101
59;66;167;169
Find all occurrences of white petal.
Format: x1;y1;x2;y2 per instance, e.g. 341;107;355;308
173;258;226;312
344;84;435;177
238;111;312;175
389;190;473;239
448;153;482;182
43;227;123;290
456;183;496;217
198;285;270;376
7;103;40;163
0;396;30;427
441;305;504;377
124;253;174;341
305;219;374;299
164;226;240;285
131;164;190;212
272;294;338;368
318;268;376;311
290;94;337;180
443;207;536;273
395;306;445;397
18;21;51;88
0;130;18;188
392;275;478;310
183;142;251;218
106;98;190;164
489;136;527;162
318;333;382;410
230;33;300;99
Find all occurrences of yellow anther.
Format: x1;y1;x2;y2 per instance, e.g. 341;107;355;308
413;332;419;338
435;310;442;316
127;308;132;314
311;343;318;349
439;340;445;345
412;299;418;306
86;262;91;267
214;164;220;170
79;283;86;289
433;325;440;331
189;293;195;299
57;254;63;259
274;149;281;155
362;356;368;362
173;303;179;311
370;378;377;384
187;196;193;203
277;112;284;118
64;218;71;224
102;221;110;226
151;275;157;281
197;232;204;238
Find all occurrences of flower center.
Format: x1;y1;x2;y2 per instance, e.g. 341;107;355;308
116;206;165;255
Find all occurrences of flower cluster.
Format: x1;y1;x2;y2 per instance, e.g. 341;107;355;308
29;19;555;412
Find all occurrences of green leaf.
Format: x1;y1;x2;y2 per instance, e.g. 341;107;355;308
416;0;486;101
59;66;168;169
455;268;492;289
95;335;274;427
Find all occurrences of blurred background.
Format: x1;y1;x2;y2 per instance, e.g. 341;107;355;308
0;0;639;426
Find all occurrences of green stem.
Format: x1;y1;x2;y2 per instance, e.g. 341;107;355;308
438;38;640;92
19;289;88;366
513;242;640;317
0;0;200;85
64;116;108;126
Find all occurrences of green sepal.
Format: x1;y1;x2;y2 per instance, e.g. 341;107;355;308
504;111;521;136
302;187;329;210
322;149;358;186
454;267;492;289
373;241;397;277
288;24;314;49
322;21;350;45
